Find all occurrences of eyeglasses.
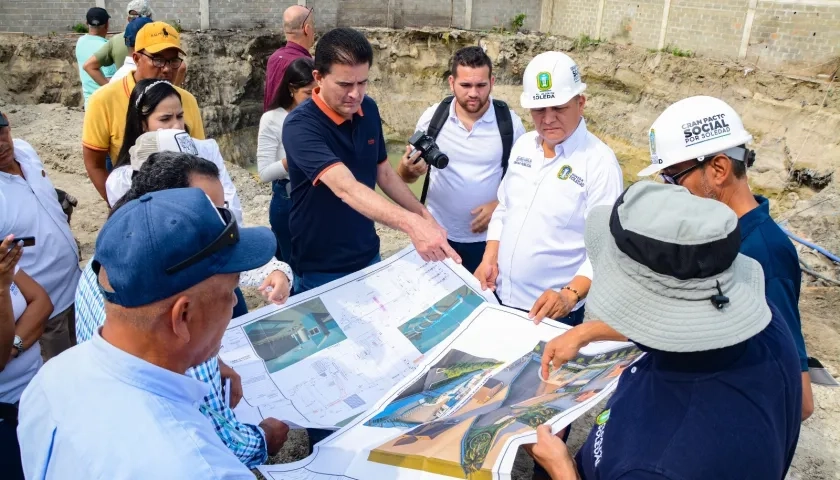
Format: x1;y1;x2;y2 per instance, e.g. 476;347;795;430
660;161;703;185
302;7;314;29
138;51;183;69
165;207;239;274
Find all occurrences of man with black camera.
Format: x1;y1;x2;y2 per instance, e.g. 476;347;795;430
397;46;526;274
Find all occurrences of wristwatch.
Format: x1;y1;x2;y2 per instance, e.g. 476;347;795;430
12;335;24;356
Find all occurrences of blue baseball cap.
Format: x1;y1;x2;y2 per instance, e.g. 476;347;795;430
124;16;154;48
93;187;276;308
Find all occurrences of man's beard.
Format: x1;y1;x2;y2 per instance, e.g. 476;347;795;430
457;95;488;113
699;174;718;201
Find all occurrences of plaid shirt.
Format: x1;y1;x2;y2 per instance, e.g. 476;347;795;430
75;260;268;467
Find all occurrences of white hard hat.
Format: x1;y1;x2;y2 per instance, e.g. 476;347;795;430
520;52;587;109
639;96;753;177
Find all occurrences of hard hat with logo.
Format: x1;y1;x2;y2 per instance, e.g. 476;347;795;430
520;52;587;109
639;96;754;177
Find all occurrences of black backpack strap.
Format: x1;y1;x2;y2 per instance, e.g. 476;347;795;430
420;97;455;204
492;99;514;177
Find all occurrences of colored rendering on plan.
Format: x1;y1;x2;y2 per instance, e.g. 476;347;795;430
398;286;485;354
367;343;642;479
244;297;348;374
364;349;504;428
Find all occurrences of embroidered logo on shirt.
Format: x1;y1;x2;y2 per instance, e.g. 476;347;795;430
558;165;572;180
593;408;610;467
513;156;532;168
558;165;585;188
368;138;375;145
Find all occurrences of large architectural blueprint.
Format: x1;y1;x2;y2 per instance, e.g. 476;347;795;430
257;304;642;480
220;247;497;430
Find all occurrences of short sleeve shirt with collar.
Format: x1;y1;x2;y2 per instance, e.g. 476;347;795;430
283;91;387;274
17;330;255;479
416;98;527;243
82;73;206;160
0;266;43;404
575;308;802;480
739;195;808;371
487;119;624;310
0;140;81;316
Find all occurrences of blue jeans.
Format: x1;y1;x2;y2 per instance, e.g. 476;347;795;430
233;287;248;319
293;254;382;294
448;239;486;275
269;179;292;265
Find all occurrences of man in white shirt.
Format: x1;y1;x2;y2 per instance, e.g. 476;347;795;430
18;187;280;479
0;112;81;360
398;46;527;273
474;52;624;326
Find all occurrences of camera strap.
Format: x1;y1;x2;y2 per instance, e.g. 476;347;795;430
419;96;514;204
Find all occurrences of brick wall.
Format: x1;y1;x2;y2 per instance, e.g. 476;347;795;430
665;0;747;58
750;1;840;71
601;0;664;49
0;0;92;34
546;0;600;39
471;0;542;31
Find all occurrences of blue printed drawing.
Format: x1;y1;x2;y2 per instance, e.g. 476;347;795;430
244;297;348;374
398;286;485;354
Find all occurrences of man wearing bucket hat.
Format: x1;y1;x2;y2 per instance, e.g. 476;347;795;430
540;96;814;421
18;188;278;478
474;51;623;325
528;181;802;480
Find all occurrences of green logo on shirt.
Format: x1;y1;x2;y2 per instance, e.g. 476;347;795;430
596;409;611;426
537;72;552;91
558;165;572;180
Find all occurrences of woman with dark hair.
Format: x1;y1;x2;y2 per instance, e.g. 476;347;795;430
256;57;315;265
105;79;243;223
74;152;293;468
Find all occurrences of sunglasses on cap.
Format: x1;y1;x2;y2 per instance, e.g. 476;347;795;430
166;206;239;274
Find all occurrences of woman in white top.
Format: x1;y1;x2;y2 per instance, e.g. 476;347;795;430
257;57;315;266
105;79;243;223
0;235;52;480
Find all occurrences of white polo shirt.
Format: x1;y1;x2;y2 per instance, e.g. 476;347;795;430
0;140;81;316
417;98;527;243
487;119;623;311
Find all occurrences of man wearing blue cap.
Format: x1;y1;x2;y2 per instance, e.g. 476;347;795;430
16;188;278;478
107;16;153;84
75;7;116;109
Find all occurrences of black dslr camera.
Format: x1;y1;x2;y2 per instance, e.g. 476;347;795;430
408;131;449;169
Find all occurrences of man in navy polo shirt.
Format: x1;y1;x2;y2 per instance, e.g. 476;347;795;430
282;27;460;294
529;182;801;480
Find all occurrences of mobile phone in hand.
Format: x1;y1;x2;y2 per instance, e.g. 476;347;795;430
15;236;35;247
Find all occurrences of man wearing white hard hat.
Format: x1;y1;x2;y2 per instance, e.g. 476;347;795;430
474;51;623;325
540;96;814;421
528;181;802;480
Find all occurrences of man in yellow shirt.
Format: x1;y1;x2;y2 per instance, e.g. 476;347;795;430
82;21;205;202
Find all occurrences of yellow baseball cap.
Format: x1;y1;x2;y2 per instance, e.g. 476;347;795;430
134;22;185;55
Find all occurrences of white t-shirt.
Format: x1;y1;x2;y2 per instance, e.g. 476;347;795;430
256;108;289;183
104;138;244;224
109;57;136;84
0;267;43;404
416;99;527;243
0;140;81;316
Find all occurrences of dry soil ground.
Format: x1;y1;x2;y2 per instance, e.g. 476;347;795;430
6;102;839;479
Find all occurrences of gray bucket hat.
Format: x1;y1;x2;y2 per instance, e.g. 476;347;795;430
585;181;771;352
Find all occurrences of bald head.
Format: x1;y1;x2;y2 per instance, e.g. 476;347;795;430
283;5;310;34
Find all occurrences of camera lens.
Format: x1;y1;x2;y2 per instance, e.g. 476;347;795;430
427;150;449;169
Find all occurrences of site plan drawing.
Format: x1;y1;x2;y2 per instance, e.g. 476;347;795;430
258;304;643;480
220;247;496;430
